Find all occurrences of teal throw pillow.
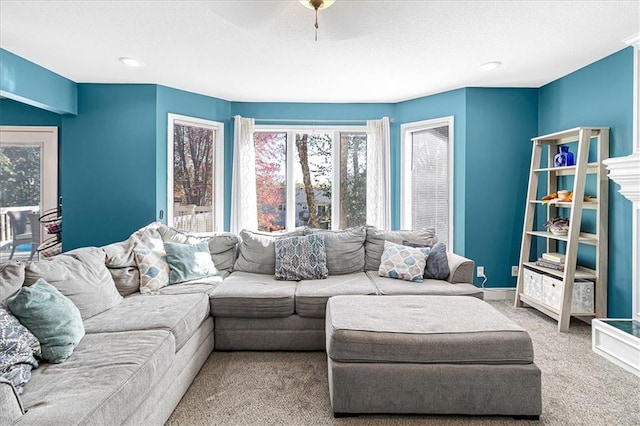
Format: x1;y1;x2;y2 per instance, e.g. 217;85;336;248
164;241;218;285
7;279;85;363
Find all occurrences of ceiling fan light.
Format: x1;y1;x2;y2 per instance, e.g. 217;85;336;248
298;0;336;10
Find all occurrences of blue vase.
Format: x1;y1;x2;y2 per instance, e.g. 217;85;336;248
554;146;575;167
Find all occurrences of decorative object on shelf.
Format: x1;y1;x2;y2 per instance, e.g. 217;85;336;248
553;145;575;167
544;217;570;235
37;197;62;258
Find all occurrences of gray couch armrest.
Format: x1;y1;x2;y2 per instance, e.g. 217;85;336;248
0;377;24;424
445;252;475;284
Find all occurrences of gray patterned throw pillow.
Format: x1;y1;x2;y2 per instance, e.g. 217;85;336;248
275;234;329;281
0;305;39;394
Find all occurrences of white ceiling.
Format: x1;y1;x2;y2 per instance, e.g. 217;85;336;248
1;1;638;103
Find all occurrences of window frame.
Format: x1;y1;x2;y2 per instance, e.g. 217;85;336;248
400;116;454;249
167;113;224;234
253;124;368;231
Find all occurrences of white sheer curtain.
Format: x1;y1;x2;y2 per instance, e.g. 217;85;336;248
231;115;257;233
366;117;391;230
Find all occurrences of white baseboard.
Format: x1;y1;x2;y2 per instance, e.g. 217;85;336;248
482;288;516;301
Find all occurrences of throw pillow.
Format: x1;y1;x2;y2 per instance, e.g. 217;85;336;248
0;305;39;394
275;234;328;281
378;241;429;283
23;247;123;320
364;227;438;271
234;229;305;275
133;242;170;294
7;279;85;364
164;241;218;285
402;240;450;280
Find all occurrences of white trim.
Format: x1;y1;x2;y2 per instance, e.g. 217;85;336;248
0;126;58;244
400;116;454;249
592;319;640;377
167;113;224;233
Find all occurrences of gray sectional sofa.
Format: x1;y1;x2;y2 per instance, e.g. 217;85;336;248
0;223;478;425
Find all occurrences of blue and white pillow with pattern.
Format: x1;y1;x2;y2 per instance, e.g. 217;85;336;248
378;240;430;282
275;234;329;281
0;305;39;394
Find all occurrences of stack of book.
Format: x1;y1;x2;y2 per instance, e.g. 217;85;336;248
536;252;565;271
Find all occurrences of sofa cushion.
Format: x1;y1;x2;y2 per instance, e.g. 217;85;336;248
0;262;25;304
378;241;429;282
83;292;210;352
365;227;437;271
295;273;378;318
303;227;366;275
23;247;123;320
326;295;533;364
0;305;39;393
366;271;483;298
19;329;174;425
206;233;240;273
275;234;328;281
210;271;297;317
233;229;304;275
157;273;225;296
164;241;218;284
8;279;85;364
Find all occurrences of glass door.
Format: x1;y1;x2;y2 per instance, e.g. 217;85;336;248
0;126;58;261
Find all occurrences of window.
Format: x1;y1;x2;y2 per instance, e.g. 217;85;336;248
400;117;453;248
167;114;224;235
253;127;368;231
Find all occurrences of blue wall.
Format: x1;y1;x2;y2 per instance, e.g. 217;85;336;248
0;98;62;127
61;84;158;249
0;49;77;115
465;88;539;287
538;47;634;317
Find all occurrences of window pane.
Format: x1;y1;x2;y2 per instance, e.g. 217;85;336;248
255;132;287;232
172;124;214;233
411;126;449;246
339;133;367;228
294;133;332;229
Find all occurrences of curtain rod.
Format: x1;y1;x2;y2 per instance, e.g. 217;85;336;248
234;117;395;124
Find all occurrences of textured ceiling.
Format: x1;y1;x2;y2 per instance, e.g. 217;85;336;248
1;0;638;103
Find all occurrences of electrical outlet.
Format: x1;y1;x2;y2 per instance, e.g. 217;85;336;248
512;266;519;277
476;266;485;277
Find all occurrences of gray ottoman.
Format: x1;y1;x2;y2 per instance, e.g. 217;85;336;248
325;295;541;418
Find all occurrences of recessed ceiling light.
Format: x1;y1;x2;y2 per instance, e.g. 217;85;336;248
479;61;502;71
119;57;144;68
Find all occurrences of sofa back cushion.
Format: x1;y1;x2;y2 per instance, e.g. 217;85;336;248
364;227;438;271
234;229;304;275
303;227;366;275
0;262;25;304
24;247;123;320
206;233;239;273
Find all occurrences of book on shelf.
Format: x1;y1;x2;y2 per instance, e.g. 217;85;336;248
542;252;565;263
535;258;564;271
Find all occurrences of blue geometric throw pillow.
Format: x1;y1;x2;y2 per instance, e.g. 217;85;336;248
275;234;328;281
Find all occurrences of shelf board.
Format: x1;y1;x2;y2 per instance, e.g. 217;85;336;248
519;293;596;317
527;230;597;246
533;163;599;175
523;261;597;280
529;200;598;210
532;127;608;144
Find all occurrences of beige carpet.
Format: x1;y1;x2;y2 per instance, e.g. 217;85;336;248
167;300;640;425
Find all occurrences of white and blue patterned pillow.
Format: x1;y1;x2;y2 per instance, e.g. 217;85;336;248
133;229;170;294
0;305;39;394
378;241;430;282
275;234;329;281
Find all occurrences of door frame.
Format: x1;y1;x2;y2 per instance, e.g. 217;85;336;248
0;126;59;243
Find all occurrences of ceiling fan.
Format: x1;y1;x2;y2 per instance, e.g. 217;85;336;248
298;0;335;41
